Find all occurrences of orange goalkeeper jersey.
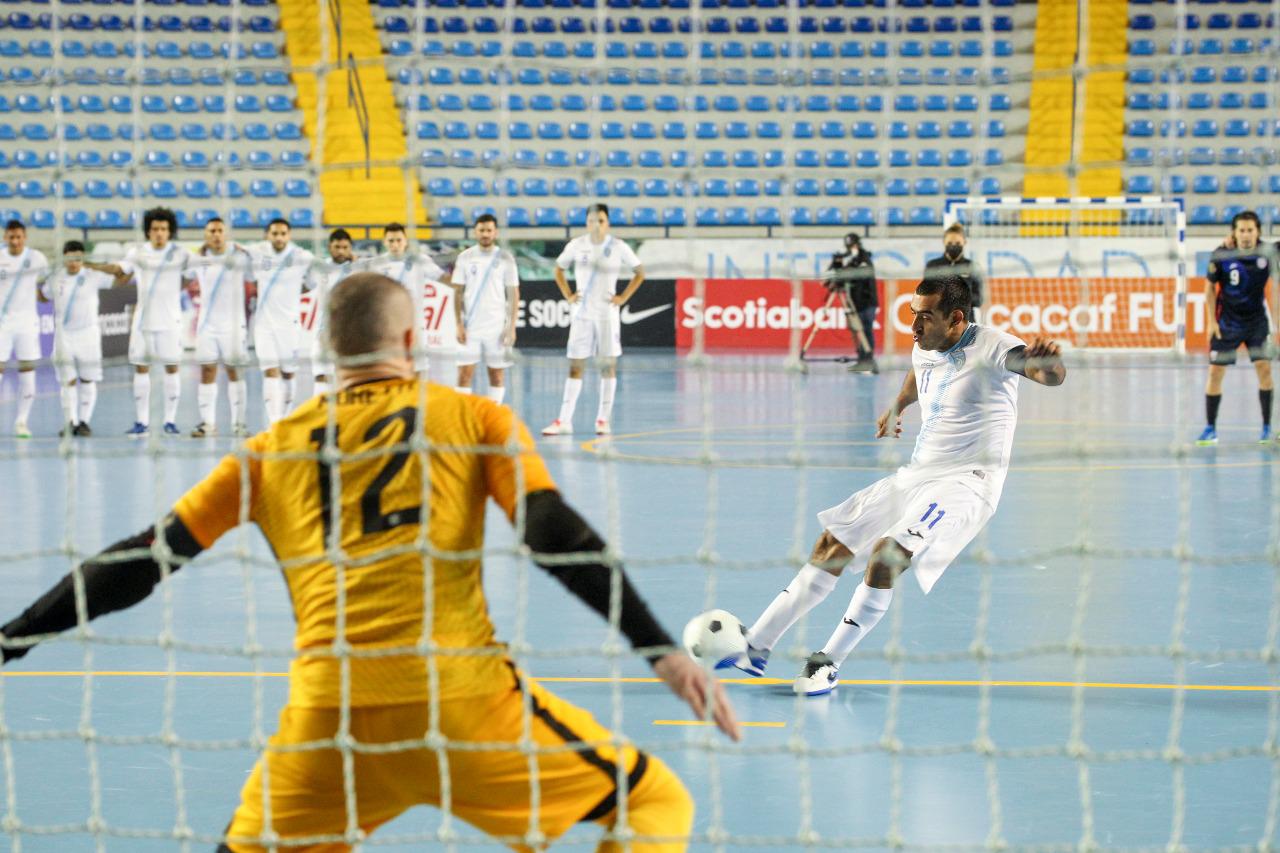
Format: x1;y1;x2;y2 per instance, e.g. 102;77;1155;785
173;378;556;708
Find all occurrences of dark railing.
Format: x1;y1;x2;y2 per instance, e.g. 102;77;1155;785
346;52;372;179
326;0;342;60
324;0;371;177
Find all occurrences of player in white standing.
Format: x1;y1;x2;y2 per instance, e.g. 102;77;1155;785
450;213;519;404
304;228;356;398
38;240;111;436
189;217;255;438
248;218;315;425
366;222;451;378
0;220;49;438
542;204;645;436
86;207;194;437
726;277;1066;696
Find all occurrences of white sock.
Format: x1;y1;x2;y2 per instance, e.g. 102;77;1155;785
596;376;617;423
487;385;506;404
78;381;97;425
197;382;217;427
229;379;246;427
455;386;473;395
60;383;78;426
821;582;894;666
557;377;582;424
262;376;281;424
16;371;35;425
313;378;330;398
133;372;150;426
163;372;181;424
747;563;841;652
283;375;296;413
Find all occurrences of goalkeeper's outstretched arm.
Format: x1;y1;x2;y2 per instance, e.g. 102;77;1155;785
521;489;740;740
1;514;203;663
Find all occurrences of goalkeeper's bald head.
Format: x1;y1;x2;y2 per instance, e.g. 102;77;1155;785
327;271;417;380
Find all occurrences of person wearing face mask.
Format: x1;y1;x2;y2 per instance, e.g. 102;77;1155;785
825;233;879;374
923;223;984;321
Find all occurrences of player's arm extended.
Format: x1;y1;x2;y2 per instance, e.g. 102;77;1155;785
876;369;918;438
84;261;130;285
1005;338;1067;386
522;489;673;659
0;514;203;664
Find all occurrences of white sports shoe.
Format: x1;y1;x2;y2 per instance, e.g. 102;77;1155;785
541;419;571;436
595;419;611;435
793;651;839;697
13;421;31;439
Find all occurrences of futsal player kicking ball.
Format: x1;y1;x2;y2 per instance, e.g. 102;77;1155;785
543;204;645;436
729;277;1066;696
1196;210;1277;445
0;272;738;852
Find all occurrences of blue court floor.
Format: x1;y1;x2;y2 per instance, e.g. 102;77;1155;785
0;350;1277;851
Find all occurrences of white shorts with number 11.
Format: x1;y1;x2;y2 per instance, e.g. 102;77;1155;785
817;471;995;594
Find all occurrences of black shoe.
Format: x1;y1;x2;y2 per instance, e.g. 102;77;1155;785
73;422;92;437
847;358;879;374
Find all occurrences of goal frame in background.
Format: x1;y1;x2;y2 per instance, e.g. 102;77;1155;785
945;196;1190;355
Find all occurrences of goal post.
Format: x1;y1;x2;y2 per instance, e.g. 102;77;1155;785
944;197;1190;355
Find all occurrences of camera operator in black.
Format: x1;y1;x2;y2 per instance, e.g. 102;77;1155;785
923;223;984;321
826;232;879;373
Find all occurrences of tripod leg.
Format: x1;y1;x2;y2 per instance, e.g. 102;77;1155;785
839;291;872;355
800;288;841;361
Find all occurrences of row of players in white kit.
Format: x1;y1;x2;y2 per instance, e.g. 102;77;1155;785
0;204;644;438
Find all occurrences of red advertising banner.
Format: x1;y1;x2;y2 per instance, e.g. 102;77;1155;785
677;277;1213;352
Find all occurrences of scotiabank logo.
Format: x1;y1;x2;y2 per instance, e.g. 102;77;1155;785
681;296;847;331
676;277;1212;351
675;279;867;351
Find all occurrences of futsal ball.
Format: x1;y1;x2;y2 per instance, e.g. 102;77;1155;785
682;609;749;666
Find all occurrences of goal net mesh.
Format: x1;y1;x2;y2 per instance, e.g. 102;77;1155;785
0;0;1278;851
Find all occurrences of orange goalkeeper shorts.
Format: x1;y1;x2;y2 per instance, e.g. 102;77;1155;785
222;673;692;852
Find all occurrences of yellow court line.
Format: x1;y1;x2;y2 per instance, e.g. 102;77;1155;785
4;672;1276;694
654;720;786;728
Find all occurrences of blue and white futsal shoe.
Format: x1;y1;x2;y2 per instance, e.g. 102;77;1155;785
1195;425;1218;446
125;422;149;438
1262;425;1273;444
793;652;839;697
162;422;180;436
719;644;769;677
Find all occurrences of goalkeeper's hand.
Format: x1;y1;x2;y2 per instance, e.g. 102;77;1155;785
652;653;741;741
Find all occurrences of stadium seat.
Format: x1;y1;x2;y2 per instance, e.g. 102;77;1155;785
1193;175;1220;193
1225;175;1253;194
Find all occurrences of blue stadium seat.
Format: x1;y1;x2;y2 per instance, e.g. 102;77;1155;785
1192;119;1219;137
1189;206;1218;226
1225;119;1251;136
886;179;910;196
854;179;877;196
553;178;581;197
1219;147;1246;166
1225;175;1253;194
1193;175;1220;193
855;151;880;168
1126;175;1155;194
914;178;941;195
734;150;760;168
825;178;851;196
825;150;851;169
794;149;820;168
